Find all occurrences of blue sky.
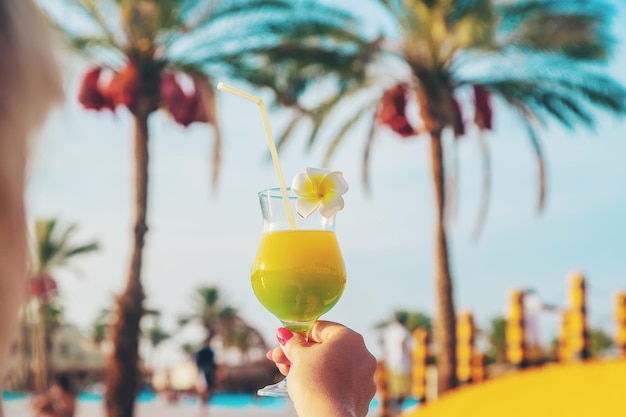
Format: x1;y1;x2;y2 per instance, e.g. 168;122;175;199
29;0;626;363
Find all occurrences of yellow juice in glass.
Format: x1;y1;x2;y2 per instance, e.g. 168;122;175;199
251;230;346;332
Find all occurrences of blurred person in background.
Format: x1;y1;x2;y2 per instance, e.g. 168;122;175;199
32;374;77;417
382;311;413;412
0;1;63;415
194;340;217;415
523;289;557;364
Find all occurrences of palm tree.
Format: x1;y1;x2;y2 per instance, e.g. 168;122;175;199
221;322;269;364
91;308;113;347
376;309;432;333
31;218;99;295
42;2;375;415
141;312;170;371
29;218;99;391
485;316;506;365
269;0;626;393
178;286;236;342
41;298;66;336
180;342;196;359
589;327;613;359
179;286;268;354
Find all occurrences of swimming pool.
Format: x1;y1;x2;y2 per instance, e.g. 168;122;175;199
3;390;417;413
2;390;288;410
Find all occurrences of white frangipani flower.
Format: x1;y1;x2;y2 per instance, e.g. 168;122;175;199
291;167;349;219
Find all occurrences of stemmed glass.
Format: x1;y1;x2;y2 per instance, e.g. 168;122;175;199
251;187;347;396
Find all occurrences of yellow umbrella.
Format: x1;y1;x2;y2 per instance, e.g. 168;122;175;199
406;360;626;417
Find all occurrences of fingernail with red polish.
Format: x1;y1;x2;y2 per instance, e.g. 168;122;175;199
276;328;294;346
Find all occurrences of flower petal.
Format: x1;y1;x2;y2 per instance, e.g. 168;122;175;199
291;173;315;197
319;192;344;218
78;67;107;111
306;167;330;179
322;171;349;195
296;197;321;219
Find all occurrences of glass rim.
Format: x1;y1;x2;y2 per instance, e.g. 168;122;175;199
258;187;298;200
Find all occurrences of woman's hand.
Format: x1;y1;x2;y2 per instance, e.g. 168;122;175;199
266;321;377;417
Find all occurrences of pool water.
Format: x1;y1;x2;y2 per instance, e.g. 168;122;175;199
3;390;417;412
76;390;158;404
184;392;287;409
2;392;28;401
3;390;288;409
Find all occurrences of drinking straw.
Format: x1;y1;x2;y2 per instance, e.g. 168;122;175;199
216;82;297;230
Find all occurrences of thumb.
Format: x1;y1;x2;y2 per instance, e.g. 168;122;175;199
276;328;307;361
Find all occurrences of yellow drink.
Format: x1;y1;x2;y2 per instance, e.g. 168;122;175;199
251;230;346;331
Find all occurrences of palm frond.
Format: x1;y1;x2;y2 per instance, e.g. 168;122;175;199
497;0;613;61
303;105;337;151
145;324;170;346
322;105;374;168
218;306;238;321
275;113;306;153
150;0;182;31
177;316;193;327
35;219;58;270
361;117;379;194
182;0;293;31
461;62;626;131
497;0;607;32
449;1;497;53
190;44;373;116
65;0;122;45
199;33;371;76
62;35;125;57
44;0;125;65
171;0;363;64
143;308;161;317
32;218;99;277
163;0;292;47
43;298;65;331
375;0;403;19
449;0;493;23
61;242;100;259
178;4;376;96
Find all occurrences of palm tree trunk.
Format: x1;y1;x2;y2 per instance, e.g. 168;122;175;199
34;299;48;392
429;131;458;394
105;111;149;417
16;302;29;389
29;300;44;391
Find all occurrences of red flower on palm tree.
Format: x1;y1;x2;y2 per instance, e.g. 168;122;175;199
79;65;210;127
160;73;208;127
78;67;113;111
104;63;139;112
78;64;139;112
29;275;57;298
376;83;416;138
